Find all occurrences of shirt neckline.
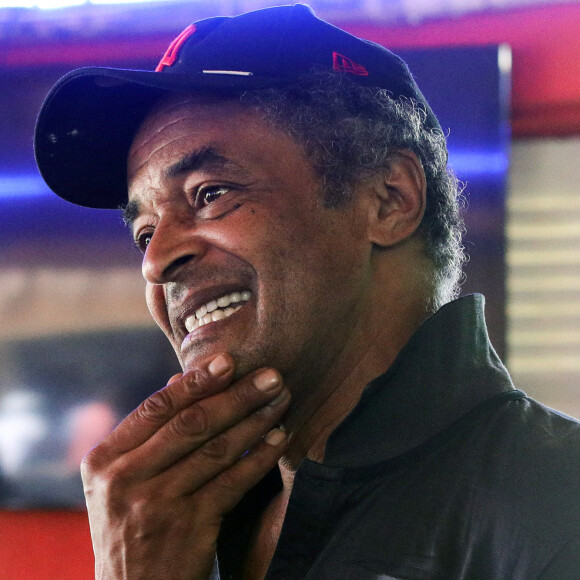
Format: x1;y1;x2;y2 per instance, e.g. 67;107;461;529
324;294;515;467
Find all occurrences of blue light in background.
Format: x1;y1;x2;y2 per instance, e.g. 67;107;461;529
0;148;509;200
0;175;52;199
447;149;509;179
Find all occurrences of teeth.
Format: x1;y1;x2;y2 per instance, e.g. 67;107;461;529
212;309;225;321
185;291;251;333
217;295;230;308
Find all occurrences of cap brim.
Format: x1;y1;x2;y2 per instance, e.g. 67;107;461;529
34;66;287;209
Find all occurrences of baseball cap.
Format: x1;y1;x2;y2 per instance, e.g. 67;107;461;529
34;3;441;209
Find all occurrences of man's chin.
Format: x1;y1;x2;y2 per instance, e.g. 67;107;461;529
178;337;265;378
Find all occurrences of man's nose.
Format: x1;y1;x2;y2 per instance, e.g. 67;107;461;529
141;218;203;284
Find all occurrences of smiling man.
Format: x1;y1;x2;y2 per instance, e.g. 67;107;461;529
34;5;580;580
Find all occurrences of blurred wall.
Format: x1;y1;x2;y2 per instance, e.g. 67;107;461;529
508;138;580;419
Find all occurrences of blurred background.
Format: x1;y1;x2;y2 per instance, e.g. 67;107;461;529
1;0;579;577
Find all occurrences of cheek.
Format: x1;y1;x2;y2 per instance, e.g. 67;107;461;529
145;283;171;336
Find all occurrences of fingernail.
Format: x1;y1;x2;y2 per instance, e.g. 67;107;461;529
268;389;289;407
253;369;280;392
208;354;231;377
265;428;286;446
166;373;183;385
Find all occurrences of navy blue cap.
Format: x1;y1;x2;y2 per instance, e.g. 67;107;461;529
34;4;441;209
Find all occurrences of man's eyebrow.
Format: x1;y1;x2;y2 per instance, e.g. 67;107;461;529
121;199;140;233
165;146;243;180
122;147;245;232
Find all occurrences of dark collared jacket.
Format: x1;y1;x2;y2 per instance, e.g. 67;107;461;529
215;295;580;579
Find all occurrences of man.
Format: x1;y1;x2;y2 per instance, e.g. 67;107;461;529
34;5;580;579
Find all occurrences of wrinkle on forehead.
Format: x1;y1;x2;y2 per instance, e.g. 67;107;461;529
127;93;245;180
142;92;238;133
126;91;320;211
128;123;191;180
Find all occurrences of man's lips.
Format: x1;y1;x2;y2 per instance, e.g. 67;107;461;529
184;290;252;333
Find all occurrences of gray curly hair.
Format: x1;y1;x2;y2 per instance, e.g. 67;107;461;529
240;72;466;311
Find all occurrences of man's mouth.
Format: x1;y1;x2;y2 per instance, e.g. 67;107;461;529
184;290;252;333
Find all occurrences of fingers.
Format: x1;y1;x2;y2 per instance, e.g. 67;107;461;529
166;372;184;385
154;385;290;494
194;426;288;516
80;353;291;580
100;353;236;457
123;366;290;480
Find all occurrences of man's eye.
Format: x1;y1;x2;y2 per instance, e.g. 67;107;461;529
200;185;230;206
136;232;153;253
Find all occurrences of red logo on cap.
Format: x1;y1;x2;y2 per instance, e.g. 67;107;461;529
332;52;368;76
156;24;197;72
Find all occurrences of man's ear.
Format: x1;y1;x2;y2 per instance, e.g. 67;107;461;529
365;150;427;248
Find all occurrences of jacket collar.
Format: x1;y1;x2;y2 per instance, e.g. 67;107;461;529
216;295;517;577
324;294;515;468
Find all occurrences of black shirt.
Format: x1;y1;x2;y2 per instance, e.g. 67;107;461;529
215;295;580;579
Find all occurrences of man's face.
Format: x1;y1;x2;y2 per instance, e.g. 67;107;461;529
127;96;373;392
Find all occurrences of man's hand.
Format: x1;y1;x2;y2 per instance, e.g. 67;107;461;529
81;353;290;580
